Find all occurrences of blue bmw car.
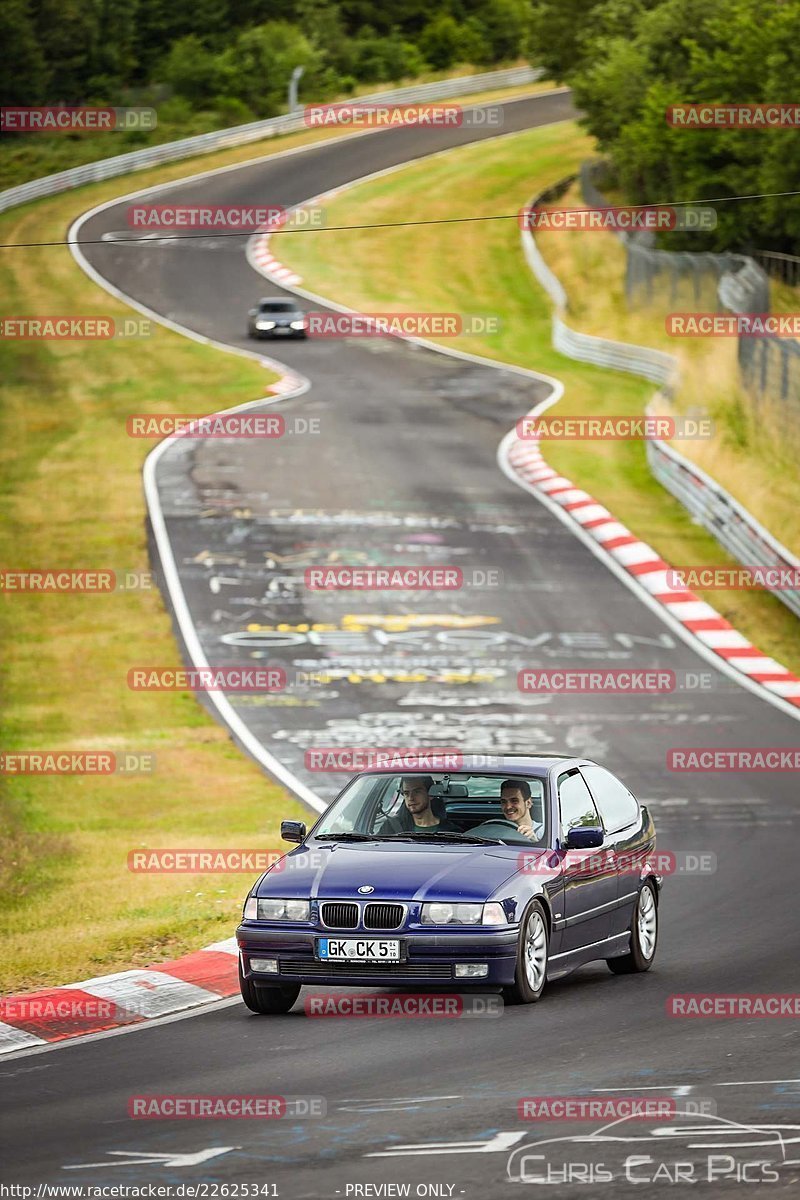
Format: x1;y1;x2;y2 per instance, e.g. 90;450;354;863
236;755;661;1014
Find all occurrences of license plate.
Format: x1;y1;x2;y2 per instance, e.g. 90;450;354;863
317;938;400;962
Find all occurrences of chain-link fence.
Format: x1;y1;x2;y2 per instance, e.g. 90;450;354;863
754;250;800;288
579;160;800;428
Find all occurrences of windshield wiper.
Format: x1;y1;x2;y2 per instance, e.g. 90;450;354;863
314;832;379;842
379;832;490;844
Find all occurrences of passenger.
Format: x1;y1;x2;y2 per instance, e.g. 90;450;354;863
500;779;544;840
379;775;458;835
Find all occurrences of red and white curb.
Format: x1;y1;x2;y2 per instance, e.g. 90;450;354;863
505;434;800;707
250;232;303;287
0;938;240;1054
248;191;343;289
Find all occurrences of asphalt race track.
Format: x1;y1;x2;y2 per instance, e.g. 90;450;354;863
3;91;799;1197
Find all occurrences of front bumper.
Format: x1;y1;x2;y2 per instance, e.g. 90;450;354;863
236;923;519;988
250;326;305;339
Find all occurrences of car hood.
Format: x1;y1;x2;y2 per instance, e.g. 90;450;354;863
255;841;533;903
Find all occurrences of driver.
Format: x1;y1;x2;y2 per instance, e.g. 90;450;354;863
379;775;458;835
500;779;544;841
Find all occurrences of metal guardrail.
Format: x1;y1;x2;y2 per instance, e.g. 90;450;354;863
0;66;542;215
521;176;800;619
521;176;678;389
646;433;800;619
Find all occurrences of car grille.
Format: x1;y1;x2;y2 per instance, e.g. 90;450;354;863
364;902;404;930
320;902;359;929
279;958;452;978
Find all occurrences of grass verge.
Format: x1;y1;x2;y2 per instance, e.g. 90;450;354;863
536;180;799;558
277;120;800;676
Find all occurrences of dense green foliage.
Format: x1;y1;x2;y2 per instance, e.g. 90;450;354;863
4;0;532;111
529;0;800;251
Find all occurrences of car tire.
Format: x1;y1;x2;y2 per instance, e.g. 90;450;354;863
607;880;658;974
239;963;300;1014
504;899;548;1004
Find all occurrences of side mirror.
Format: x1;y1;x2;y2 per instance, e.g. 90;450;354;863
565;825;604;850
281;820;306;844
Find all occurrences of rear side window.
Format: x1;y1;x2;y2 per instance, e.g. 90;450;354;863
558;771;601;834
581;765;639;833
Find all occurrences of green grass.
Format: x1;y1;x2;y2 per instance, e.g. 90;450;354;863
0;80;559;995
278;119;800;677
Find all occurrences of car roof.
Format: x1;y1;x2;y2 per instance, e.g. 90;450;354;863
259;296;298;305
357;754;592;780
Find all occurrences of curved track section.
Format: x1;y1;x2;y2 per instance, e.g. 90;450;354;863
3;91;798;1199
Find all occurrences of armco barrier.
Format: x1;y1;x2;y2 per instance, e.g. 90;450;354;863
0;66;541;215
521;178;800;619
645;433;800;619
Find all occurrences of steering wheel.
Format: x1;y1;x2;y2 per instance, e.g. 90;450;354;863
470;818;523;838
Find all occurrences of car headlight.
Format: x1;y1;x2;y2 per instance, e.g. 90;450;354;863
421;902;483;925
290;320;305;330
257;898;310;921
255;320;276;330
243;895;258;920
420;902;508;925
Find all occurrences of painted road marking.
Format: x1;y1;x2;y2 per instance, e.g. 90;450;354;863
64;1148;238;1170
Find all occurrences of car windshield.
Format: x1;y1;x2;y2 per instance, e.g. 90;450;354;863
260;301;296;313
311;772;548;846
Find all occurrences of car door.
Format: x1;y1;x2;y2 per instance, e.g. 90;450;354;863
581;765;651;938
554;769;617;953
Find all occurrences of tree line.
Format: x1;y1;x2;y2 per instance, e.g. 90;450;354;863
528;0;800;252
1;0;532;114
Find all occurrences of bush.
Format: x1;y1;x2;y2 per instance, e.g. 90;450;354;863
211;95;254;126
351;30;427;82
160;35;221;104
419;14;464;70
